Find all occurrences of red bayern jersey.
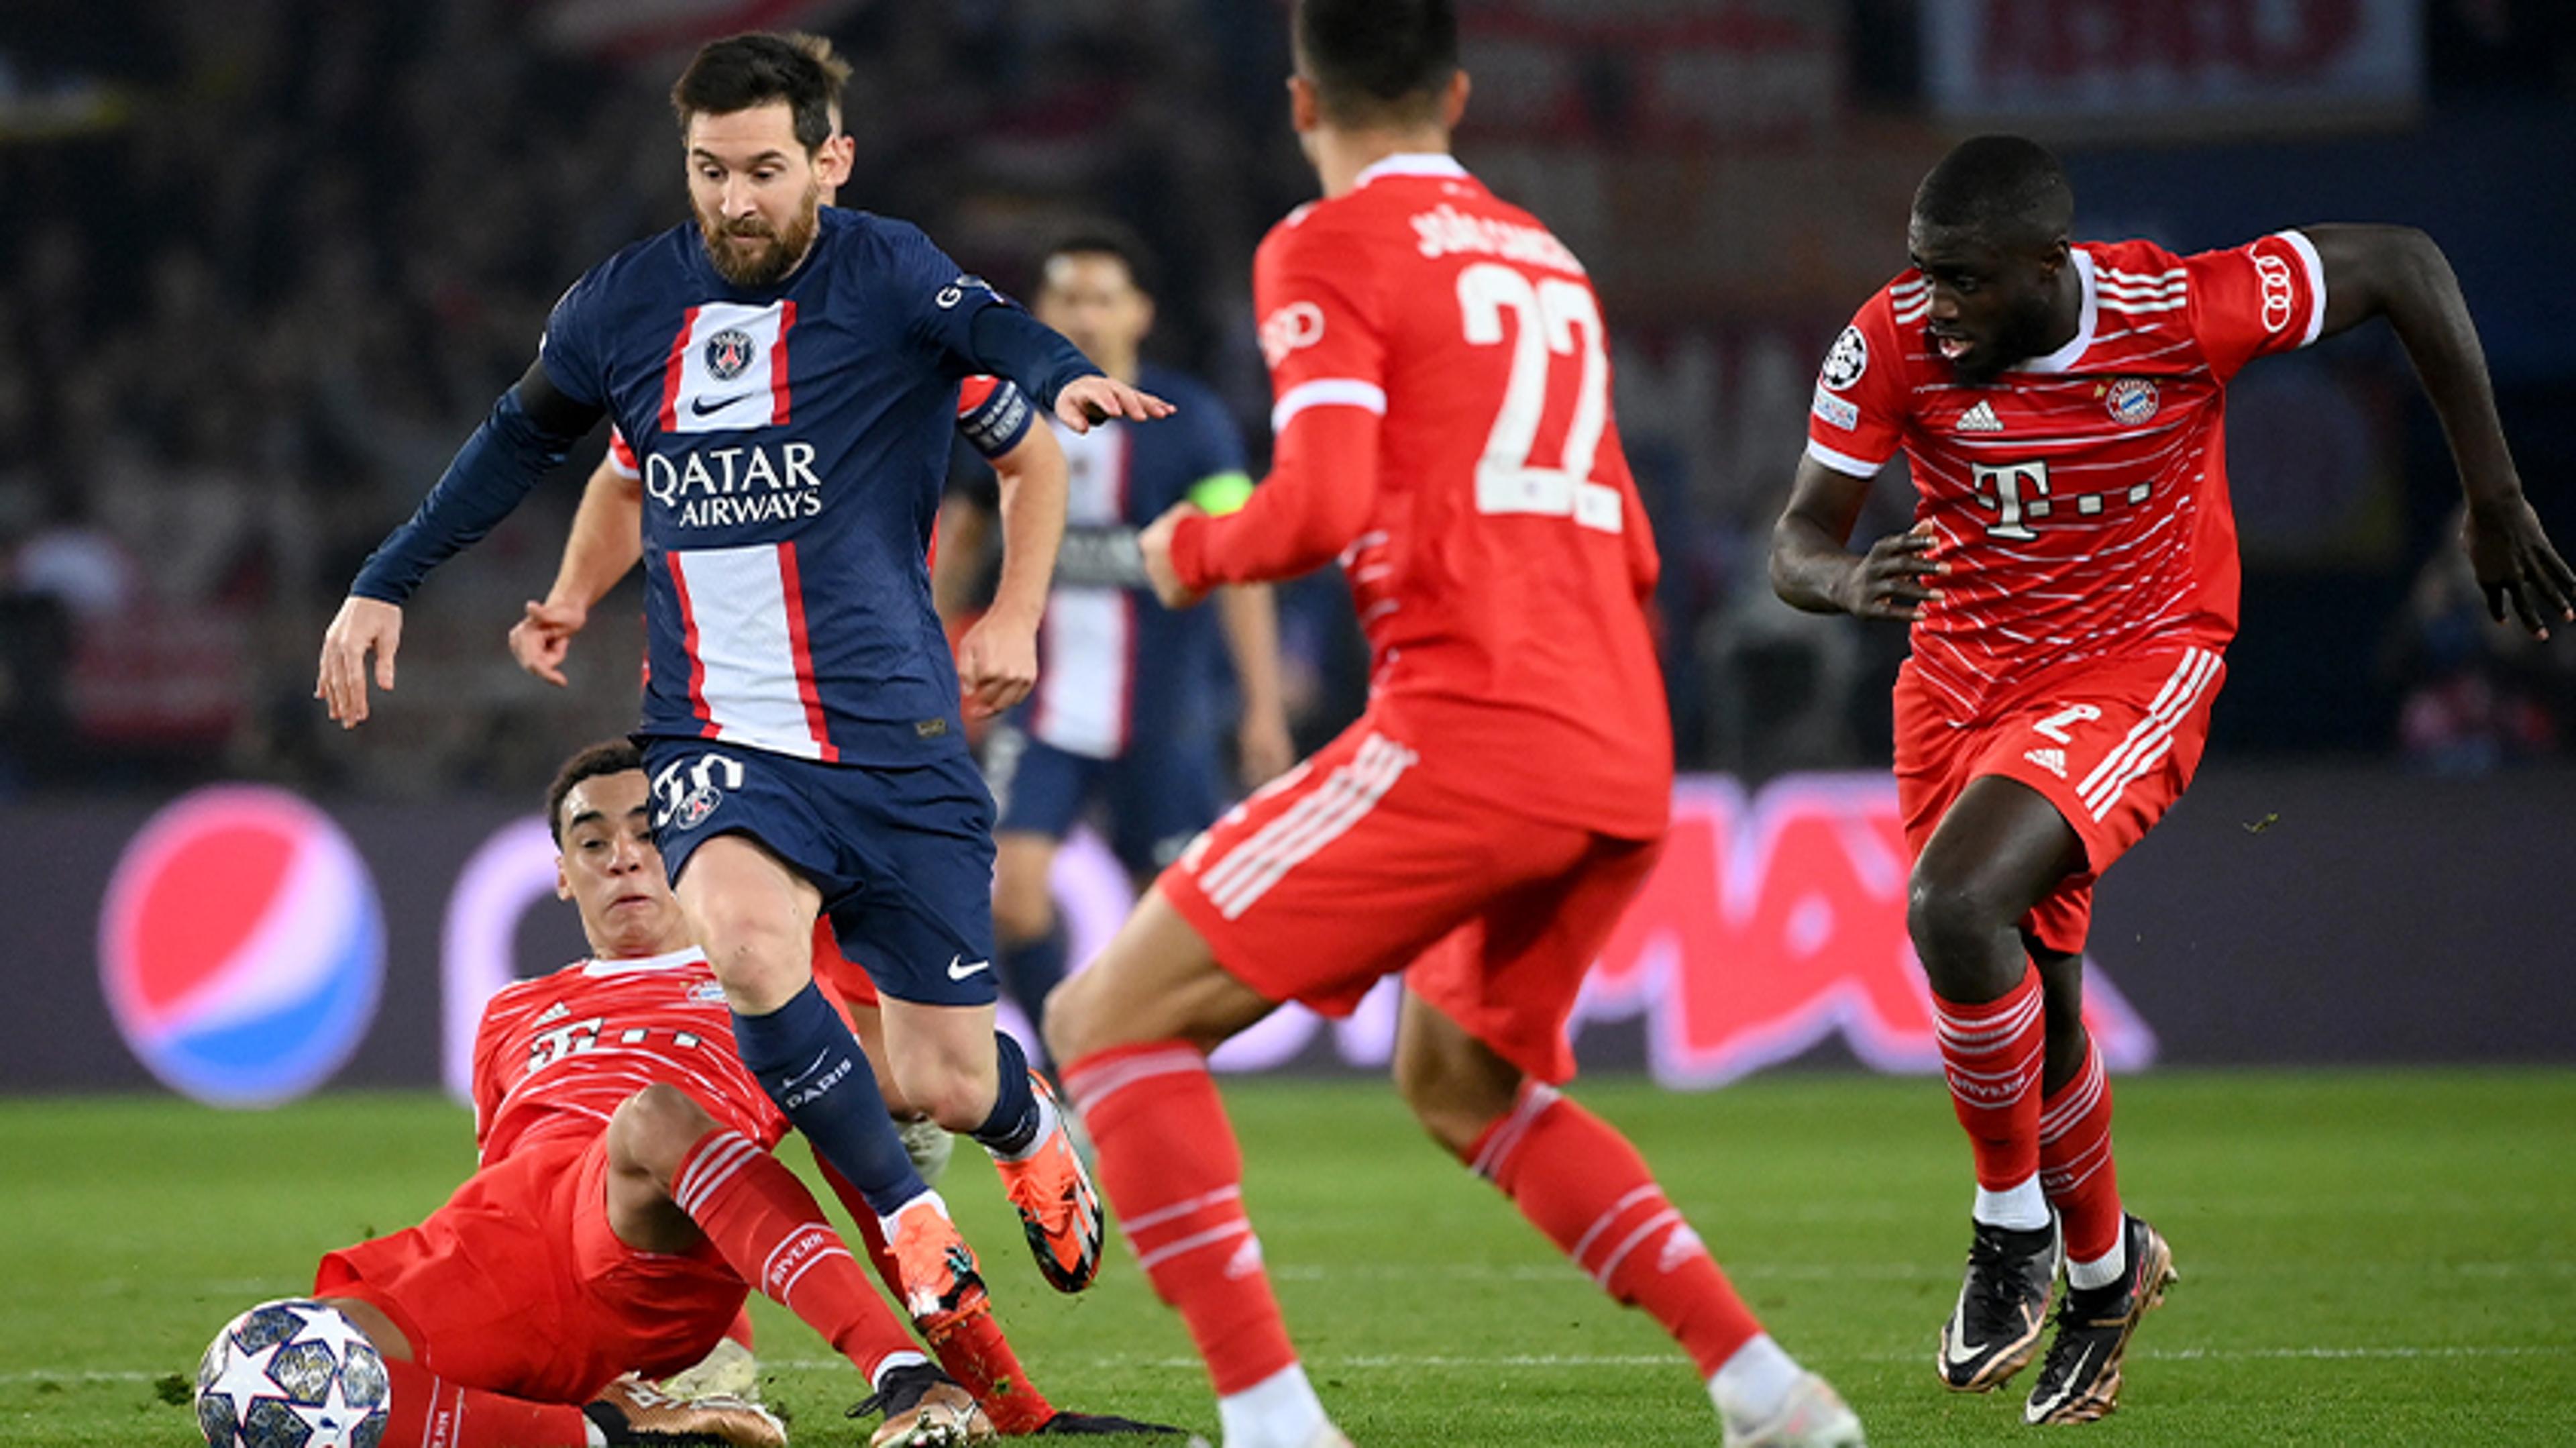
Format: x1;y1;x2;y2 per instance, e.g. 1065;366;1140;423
469;947;785;1167
1188;154;1668;836
1806;234;2328;725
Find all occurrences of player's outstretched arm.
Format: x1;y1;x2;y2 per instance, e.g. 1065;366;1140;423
322;360;605;725
1770;454;1943;622
1053;374;1175;434
2304;224;2576;635
509;457;645;686
956;420;1067;717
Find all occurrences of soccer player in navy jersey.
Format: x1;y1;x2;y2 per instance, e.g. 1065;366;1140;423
317;34;1168;1329
934;229;1294;1057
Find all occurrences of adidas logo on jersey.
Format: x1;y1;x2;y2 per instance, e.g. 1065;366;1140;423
2024;747;2067;778
534;1002;572;1026
1957;400;2004;433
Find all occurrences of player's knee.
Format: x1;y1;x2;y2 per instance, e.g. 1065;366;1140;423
992;868;1057;946
1906;867;2013;976
892;1053;1000;1133
610;1083;720;1186
687;902;808;1007
1040;968;1114;1066
1393;1042;1519;1160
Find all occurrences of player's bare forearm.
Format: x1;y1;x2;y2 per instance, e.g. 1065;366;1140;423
1770;455;1941;622
2306;224;2575;630
1770;456;1871;614
552;461;646;609
2306;225;2519;506
930;496;994;625
1215;584;1287;719
987;439;1066;627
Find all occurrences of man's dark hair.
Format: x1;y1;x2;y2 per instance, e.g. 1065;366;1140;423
1913;134;2074;251
1295;0;1458;128
1038;223;1159;299
672;32;844;152
547;739;645;845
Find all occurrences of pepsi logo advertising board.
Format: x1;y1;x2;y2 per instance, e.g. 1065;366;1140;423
98;786;386;1107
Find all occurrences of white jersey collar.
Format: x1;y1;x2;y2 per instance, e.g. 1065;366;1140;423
582;945;710;977
1356;152;1470;189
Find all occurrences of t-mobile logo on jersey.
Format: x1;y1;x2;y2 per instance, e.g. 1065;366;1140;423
1974;460;2051;541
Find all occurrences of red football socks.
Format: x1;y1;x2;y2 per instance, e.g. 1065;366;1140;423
1933;966;2048;1194
1466;1080;1762;1376
814;1153;1055;1433
2039;1034;2123;1269
1063;1041;1297;1395
672;1130;916;1386
378;1356;588;1447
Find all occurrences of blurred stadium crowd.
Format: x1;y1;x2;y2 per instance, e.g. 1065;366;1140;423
3;0;2573;799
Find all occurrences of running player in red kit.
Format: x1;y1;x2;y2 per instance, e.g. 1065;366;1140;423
1770;136;2575;1426
1040;5;1863;1447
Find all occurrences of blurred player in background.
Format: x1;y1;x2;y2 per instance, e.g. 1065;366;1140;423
1770;135;2575;1425
934;228;1294;1059
317;32;1168;1329
1041;5;1865;1447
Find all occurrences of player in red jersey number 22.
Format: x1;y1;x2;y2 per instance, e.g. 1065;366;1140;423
1770;136;2574;1427
1042;5;1864;1448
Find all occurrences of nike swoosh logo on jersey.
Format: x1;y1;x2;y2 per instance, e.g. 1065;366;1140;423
947;955;992;981
692;391;757;417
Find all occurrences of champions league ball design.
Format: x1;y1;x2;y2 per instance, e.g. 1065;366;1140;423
195;1299;390;1448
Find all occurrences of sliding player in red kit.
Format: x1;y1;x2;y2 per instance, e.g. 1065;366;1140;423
1770;136;2575;1427
1040;5;1863;1447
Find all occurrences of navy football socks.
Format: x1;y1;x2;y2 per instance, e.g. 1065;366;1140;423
731;980;927;1215
1000;923;1070;1069
975;1029;1044;1157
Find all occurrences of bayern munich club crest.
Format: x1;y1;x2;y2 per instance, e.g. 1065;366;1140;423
703;327;757;382
99;786;385;1106
2106;377;2160;425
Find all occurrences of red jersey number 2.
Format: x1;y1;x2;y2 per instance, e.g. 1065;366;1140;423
1457;262;1621;535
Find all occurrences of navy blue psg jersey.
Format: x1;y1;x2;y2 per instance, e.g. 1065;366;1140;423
1014;364;1250;759
538;207;1019;764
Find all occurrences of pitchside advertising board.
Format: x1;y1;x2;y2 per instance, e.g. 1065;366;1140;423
9;770;2575;1102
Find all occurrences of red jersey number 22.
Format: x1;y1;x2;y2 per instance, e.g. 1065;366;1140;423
1458;262;1622;535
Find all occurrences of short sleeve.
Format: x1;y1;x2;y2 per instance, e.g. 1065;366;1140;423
874;218;1012;369
1254;215;1388;436
2186;231;2328;382
536;269;613;409
1803;288;1911;478
955;374;1034;459
605;427;639;479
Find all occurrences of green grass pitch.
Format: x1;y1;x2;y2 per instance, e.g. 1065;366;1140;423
5;1070;2571;1445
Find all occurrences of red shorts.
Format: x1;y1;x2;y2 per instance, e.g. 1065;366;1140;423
314;1131;747;1403
1896;645;2225;955
1161;713;1664;1084
812;917;881;1009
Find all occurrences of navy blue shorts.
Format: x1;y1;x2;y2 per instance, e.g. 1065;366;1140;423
985;725;1224;876
641;737;998;1007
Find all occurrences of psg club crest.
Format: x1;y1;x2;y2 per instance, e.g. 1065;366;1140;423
2106;377;2160;425
704;327;756;382
674;783;723;831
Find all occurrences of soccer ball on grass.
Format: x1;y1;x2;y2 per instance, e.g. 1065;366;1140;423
195;1298;390;1448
